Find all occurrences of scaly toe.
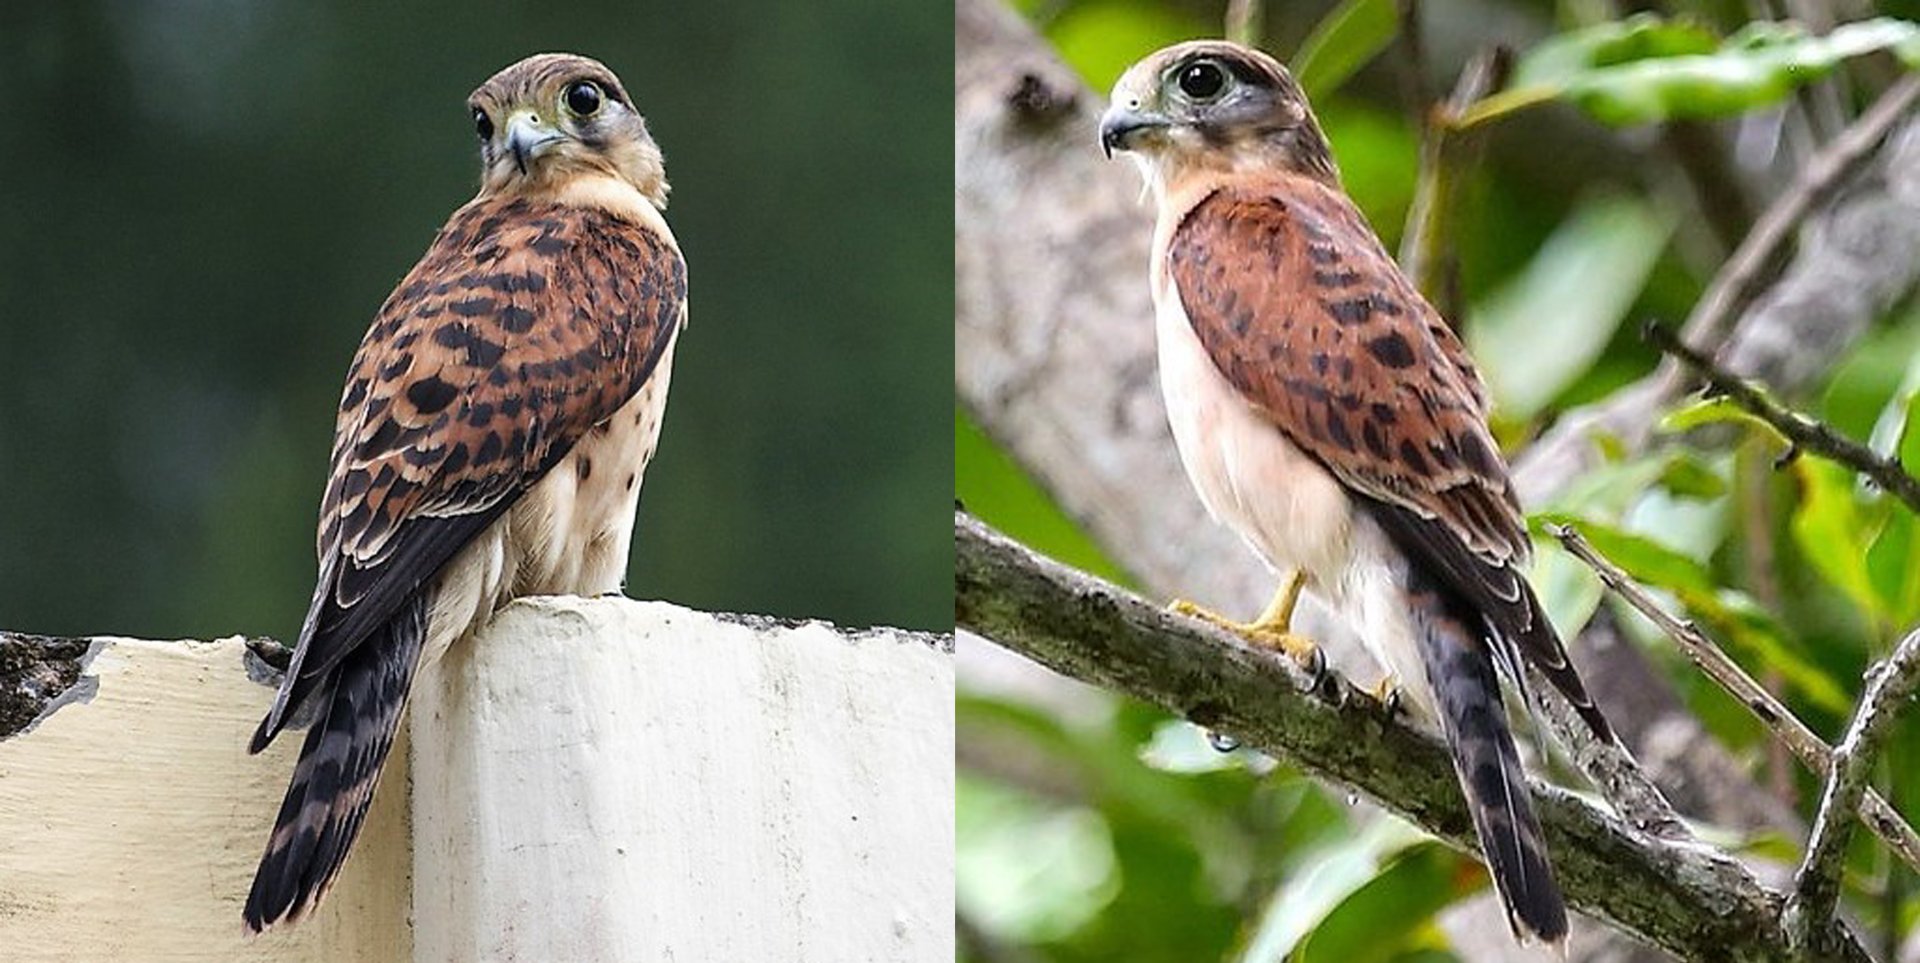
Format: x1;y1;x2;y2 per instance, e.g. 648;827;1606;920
1168;602;1323;682
1167;598;1244;634
1247;629;1323;678
1168;598;1203;617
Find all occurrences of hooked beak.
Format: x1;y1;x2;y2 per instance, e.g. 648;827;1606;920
505;111;566;175
1099;106;1167;158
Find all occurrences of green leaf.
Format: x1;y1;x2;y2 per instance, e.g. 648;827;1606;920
1046;1;1216;92
1902;393;1920;478
1790;457;1888;621
1657;452;1730;500
1542;451;1681;518
1660;396;1793;453
955;409;1131;586
1464;16;1920;128
956;776;1119;942
1512;14;1721;89
1547;515;1852;714
1867;509;1920;629
1468;194;1674;420
1296;843;1464;963
1292;0;1400;99
1537;513;1716;593
1530;532;1606;642
1677;586;1855;715
1320;102;1422;247
1236;819;1434;961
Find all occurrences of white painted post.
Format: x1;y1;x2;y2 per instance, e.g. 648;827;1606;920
409;597;954;963
0;599;954;963
0;635;413;961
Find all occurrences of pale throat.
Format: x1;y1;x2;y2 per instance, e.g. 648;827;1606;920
1136;134;1309;195
487;168;672;237
555;172;675;238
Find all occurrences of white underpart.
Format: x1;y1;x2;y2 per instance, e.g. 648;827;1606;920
1152;277;1439;718
419;333;679;670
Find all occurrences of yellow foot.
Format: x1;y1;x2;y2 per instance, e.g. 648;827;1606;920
1168;598;1323;675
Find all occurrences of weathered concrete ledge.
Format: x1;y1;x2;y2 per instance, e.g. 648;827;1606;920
0;598;953;962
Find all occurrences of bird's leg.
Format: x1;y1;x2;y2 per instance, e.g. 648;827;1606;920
1170;570;1321;674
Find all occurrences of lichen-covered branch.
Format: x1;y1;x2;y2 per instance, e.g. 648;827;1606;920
958;511;1867;963
1784;626;1920;955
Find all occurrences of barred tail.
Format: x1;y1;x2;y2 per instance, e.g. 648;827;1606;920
244;594;426;932
1408;567;1567;944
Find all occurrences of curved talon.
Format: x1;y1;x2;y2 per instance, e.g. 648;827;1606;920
1297;638;1327;685
1369;675;1402;716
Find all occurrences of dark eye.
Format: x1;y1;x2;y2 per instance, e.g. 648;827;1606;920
1177;61;1227;100
565;81;603;116
473;108;494;141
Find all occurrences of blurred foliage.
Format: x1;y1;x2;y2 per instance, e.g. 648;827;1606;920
959;0;1920;959
1464;14;1920;126
0;0;951;638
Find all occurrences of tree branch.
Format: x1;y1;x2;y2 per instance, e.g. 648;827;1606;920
1646;323;1920;517
1550;523;1920;876
1784;626;1920;955
1513;74;1920;506
957;511;1869;963
1676;75;1920;353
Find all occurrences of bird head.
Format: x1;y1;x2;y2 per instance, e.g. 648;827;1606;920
1099;40;1337;194
469;53;668;209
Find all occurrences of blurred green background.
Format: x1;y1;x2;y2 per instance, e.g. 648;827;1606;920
0;0;951;639
959;0;1920;959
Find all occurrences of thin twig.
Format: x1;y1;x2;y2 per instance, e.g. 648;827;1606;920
1225;0;1261;47
1400;47;1510;318
1550;523;1920;876
1647;322;1920;517
959;512;1870;962
1783;626;1920;955
1393;0;1432;133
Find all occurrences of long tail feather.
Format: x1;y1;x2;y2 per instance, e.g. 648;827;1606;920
1408;567;1568;944
244;594;427;932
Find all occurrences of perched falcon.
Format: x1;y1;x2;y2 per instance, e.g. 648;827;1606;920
243;53;686;931
1099;41;1616;944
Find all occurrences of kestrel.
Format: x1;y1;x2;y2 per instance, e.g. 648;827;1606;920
1100;41;1615;944
243;53;686;931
